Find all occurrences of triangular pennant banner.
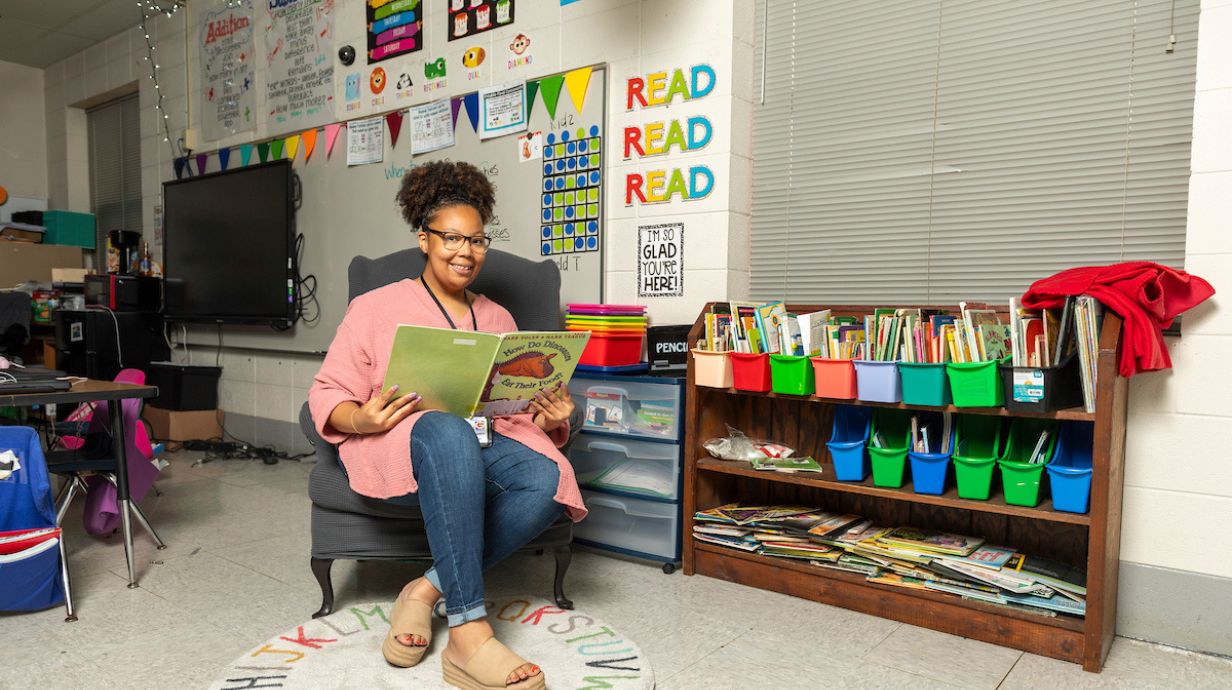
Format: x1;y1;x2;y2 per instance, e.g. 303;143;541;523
526;79;540;118
563;67;592;114
451;97;464;130
218;147;232;171
285;134;300;161
240;143;254;167
302;128;318;161
538;74;565;119
195;153;208;175
324;123;342;158
271;138;285;160
258;141;270;163
462;92;480;133
386;110;405;148
173;157;186;179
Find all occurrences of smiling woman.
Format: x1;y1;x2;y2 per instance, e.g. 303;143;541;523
308;160;586;690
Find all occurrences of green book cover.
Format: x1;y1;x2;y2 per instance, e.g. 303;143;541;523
382;325;591;417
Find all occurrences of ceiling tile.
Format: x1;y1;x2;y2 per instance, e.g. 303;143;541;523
0;0;101;29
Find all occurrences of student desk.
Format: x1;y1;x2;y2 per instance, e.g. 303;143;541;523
2;379;161;591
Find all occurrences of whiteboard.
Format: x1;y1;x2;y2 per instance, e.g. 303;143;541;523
186;67;606;354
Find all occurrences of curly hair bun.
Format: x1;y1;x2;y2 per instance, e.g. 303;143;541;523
396;161;496;229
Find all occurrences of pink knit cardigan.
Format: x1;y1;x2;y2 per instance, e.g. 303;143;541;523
308;279;587;521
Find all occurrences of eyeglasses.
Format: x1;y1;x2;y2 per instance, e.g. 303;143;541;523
423;227;492;252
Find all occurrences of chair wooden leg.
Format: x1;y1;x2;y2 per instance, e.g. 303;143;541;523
311;557;335;619
553;544;574;610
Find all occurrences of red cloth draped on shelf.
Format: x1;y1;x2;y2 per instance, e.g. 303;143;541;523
1020;261;1215;377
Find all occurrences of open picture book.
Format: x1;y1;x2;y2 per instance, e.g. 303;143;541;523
382;325;591;417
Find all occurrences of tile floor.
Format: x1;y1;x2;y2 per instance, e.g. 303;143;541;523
4;452;1231;689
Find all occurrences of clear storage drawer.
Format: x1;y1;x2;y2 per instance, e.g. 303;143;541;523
568;433;679;500
569;378;682;441
575;489;679;561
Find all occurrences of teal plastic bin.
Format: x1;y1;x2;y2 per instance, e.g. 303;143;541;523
899;362;951;406
41;210;96;248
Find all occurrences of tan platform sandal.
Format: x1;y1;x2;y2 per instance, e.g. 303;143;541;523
442;637;546;690
381;595;435;667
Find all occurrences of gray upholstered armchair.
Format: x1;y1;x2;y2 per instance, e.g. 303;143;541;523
298;247;578;618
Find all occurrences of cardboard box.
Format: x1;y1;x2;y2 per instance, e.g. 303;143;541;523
0;242;83;283
143;405;224;442
51;267;89;282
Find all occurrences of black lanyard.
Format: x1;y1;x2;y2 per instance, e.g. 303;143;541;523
420;276;477;330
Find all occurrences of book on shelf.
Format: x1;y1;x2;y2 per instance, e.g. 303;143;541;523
754;301;788;354
751;456;825;473
876;527;985;557
934;544;1017;570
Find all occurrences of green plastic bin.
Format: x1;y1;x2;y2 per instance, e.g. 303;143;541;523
899;362;951;406
998;418;1059;507
869;409;912;488
41;210;97;248
952;415;1004;500
947;358;1007;407
769;354;815;396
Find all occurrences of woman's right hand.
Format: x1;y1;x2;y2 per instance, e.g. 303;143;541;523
351;385;422;434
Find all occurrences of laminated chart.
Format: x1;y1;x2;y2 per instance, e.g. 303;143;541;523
541;126;602;256
368;0;423;63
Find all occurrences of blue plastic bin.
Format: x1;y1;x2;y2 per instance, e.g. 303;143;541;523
854;360;902;403
827;406;872;481
907;412;955;495
1047;422;1095;514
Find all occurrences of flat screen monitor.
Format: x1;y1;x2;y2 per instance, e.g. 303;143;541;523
162;161;295;327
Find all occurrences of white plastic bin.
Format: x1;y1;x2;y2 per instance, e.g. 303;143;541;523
568;433;679;499
569;378;681;440
575;489;679;560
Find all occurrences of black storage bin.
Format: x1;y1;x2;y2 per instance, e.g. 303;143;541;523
999;353;1084;414
147;362;222;410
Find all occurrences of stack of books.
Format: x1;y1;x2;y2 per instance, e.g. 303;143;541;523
1008;295;1104;412
697;301;862;357
692;503;1087;617
859;305;1009;364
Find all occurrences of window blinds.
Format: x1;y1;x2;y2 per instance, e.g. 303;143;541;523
88;94;143;254
749;0;1198;304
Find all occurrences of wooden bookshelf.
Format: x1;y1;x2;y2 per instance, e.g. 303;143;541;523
682;304;1128;672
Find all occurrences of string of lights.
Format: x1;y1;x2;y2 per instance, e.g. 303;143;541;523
137;1;186;162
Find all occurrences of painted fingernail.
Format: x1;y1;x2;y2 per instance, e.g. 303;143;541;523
391;384;399;391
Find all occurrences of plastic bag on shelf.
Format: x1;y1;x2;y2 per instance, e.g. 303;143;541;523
703;425;795;461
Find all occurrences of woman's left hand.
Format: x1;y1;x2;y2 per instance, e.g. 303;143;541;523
529;384;574;433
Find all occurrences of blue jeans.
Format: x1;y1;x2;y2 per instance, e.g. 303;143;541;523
388;412;563;627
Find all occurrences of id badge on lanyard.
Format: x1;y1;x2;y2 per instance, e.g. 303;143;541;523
466;415;493;447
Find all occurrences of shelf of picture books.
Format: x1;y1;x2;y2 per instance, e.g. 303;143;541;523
683;302;1129;672
691;298;1104;415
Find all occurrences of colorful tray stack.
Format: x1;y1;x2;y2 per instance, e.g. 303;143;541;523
566;304;647;369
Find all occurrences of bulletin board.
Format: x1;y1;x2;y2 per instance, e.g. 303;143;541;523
184;66;607;355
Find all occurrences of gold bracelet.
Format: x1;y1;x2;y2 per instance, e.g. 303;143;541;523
349;407;364;435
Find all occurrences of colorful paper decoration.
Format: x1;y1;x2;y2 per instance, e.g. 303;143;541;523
462;92;480;133
526;79;540;117
195;154;208;175
218;148;232;171
386;110;405;148
540;125;603;256
240;143;254;167
174;157;187;179
564;67;592;114
302;128;318;161
258;141;271;163
325;123;343;158
271;138;285;160
538;74;564;119
451;96;464;130
367;0;423;63
285;134;301;161
449;0;514;42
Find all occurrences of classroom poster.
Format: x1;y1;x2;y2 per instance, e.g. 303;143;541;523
347;117;384;166
449;0;515;41
197;0;256;142
263;0;335;137
517;130;542;162
541;126;602;256
367;0;423;64
409;99;455;154
637;222;684;297
479;82;527;140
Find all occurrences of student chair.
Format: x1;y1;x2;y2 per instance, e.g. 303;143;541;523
299;247;578;618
